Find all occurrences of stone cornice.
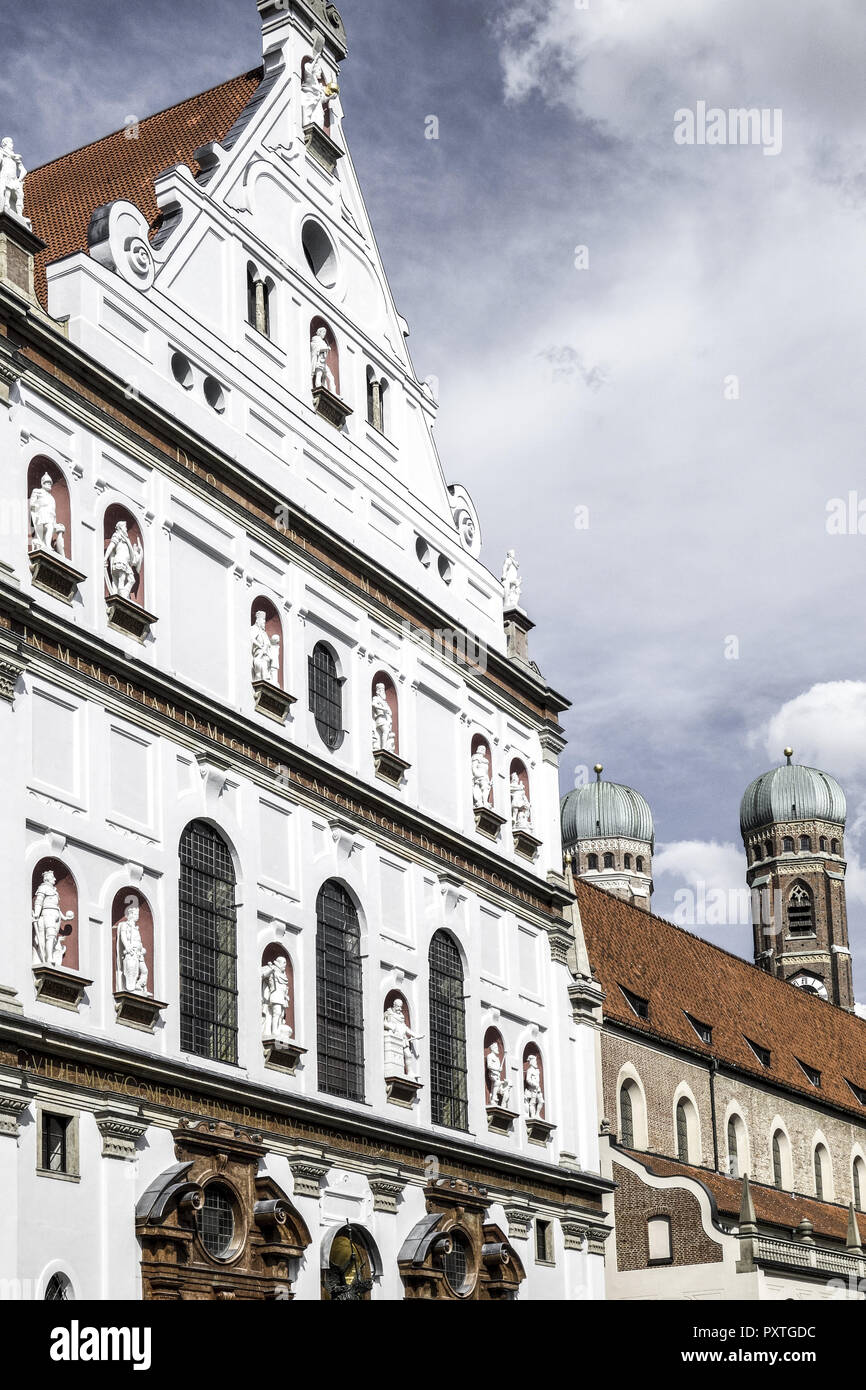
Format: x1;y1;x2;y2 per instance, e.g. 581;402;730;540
0;1019;614;1209
1;586;570;928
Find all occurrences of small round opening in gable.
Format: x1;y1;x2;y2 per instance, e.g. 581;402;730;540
171;352;193;390
204;376;226;414
302;220;338;288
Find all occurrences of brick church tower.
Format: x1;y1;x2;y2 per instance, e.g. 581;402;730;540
740;750;854;1010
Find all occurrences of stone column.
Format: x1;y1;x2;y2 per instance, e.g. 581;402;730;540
367;1169;407;1300
94;1105;148;1299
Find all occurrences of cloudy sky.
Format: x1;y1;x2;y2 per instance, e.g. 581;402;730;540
6;0;866;984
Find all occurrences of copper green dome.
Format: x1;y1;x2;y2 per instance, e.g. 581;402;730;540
561;772;654;848
739;752;846;834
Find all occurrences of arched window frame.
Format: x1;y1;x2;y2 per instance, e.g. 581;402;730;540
813;1140;834;1202
726;1110;749;1180
673;1088;701;1166
787;880;815;937
316;881;365;1102
428;930;468;1132
309;642;345;750
616;1068;648;1151
178;821;238;1065
853;1153;866;1212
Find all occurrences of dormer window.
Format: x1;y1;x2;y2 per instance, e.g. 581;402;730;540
846;1079;866;1106
797;1059;822;1089
619;985;650;1021
744;1037;771;1068
685;1013;712;1046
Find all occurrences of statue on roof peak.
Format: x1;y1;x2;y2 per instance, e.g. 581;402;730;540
0;137;27;222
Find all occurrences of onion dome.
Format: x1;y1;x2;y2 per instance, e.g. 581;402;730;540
561;766;654;848
740;749;846;835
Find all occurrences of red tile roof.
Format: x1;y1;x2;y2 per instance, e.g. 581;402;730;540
25;69;264;305
617;1148;860;1245
576;878;866;1121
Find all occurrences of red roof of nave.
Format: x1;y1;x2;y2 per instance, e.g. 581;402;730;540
25;68;264;305
577;877;866;1121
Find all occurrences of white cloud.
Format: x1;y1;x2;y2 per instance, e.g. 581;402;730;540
755;681;866;782
654;838;745;892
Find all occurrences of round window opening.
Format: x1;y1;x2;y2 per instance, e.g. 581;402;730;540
438;1230;474;1296
302;220;338;288
171;352;193;391
198;1185;236;1260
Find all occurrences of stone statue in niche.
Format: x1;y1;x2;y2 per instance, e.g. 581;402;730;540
311;326;336;394
486;1041;512;1110
29;474;66;557
0;137;26;220
510;773;532;831
104;520;143;600
32;869;74;969
115;894;149;995
372;682;395;752
524;1051;545;1119
383;998;422;1079
251;610;281;686
501;550;522;609
471;744;492;808
261;956;293;1042
301;35;340;130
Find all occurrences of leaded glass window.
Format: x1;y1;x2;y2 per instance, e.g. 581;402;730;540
179;821;238;1064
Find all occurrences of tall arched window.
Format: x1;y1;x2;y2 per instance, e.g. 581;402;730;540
772;1131;785;1190
727;1116;745;1179
429;931;468;1131
309;643;344;750
787;881;814;936
178;822;238;1064
316;882;365;1101
853;1156;866;1211
814;1143;833;1202
676;1099;690;1163
620;1084;634;1148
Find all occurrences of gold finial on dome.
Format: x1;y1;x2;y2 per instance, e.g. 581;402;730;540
594;764;604;780
784;748;794;765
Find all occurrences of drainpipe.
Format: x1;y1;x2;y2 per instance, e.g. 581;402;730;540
708;1057;720;1172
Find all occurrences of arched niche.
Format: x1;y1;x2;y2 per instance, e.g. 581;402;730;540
261;942;295;1039
522;1044;546;1120
321;1224;383;1301
371;670;399;755
103;503;145;606
31;858;79;973
383;989;420;1105
111;887;155;996
310;315;340;396
509;757;532;832
27;456;72;560
471;734;494;807
483;1026;514;1128
250;596;284;689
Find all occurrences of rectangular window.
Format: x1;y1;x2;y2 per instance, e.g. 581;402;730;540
647;1216;673;1265
535;1219;554;1264
40;1114;71;1175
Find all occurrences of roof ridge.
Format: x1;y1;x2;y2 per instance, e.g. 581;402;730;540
29;67;264;177
576;875;866;1025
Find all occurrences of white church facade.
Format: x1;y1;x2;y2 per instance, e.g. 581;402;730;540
0;0;611;1300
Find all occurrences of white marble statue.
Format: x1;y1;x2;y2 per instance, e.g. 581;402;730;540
104;520;143;601
251;610;281;685
510;772;532;831
383;998;422;1079
372;682;395;753
115;895;149;995
0;137;26;220
486;1042;511;1110
501;549;522;609
471;744;492;808
524;1051;545;1120
29;474;66;557
32;869;74;969
261;956;293;1042
311;326;336;393
301;36;339;130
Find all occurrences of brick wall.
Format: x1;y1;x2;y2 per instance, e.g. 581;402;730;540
612;1161;723;1271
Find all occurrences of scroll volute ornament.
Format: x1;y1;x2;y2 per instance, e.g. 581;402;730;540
398;1179;525;1301
136;1121;311;1301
